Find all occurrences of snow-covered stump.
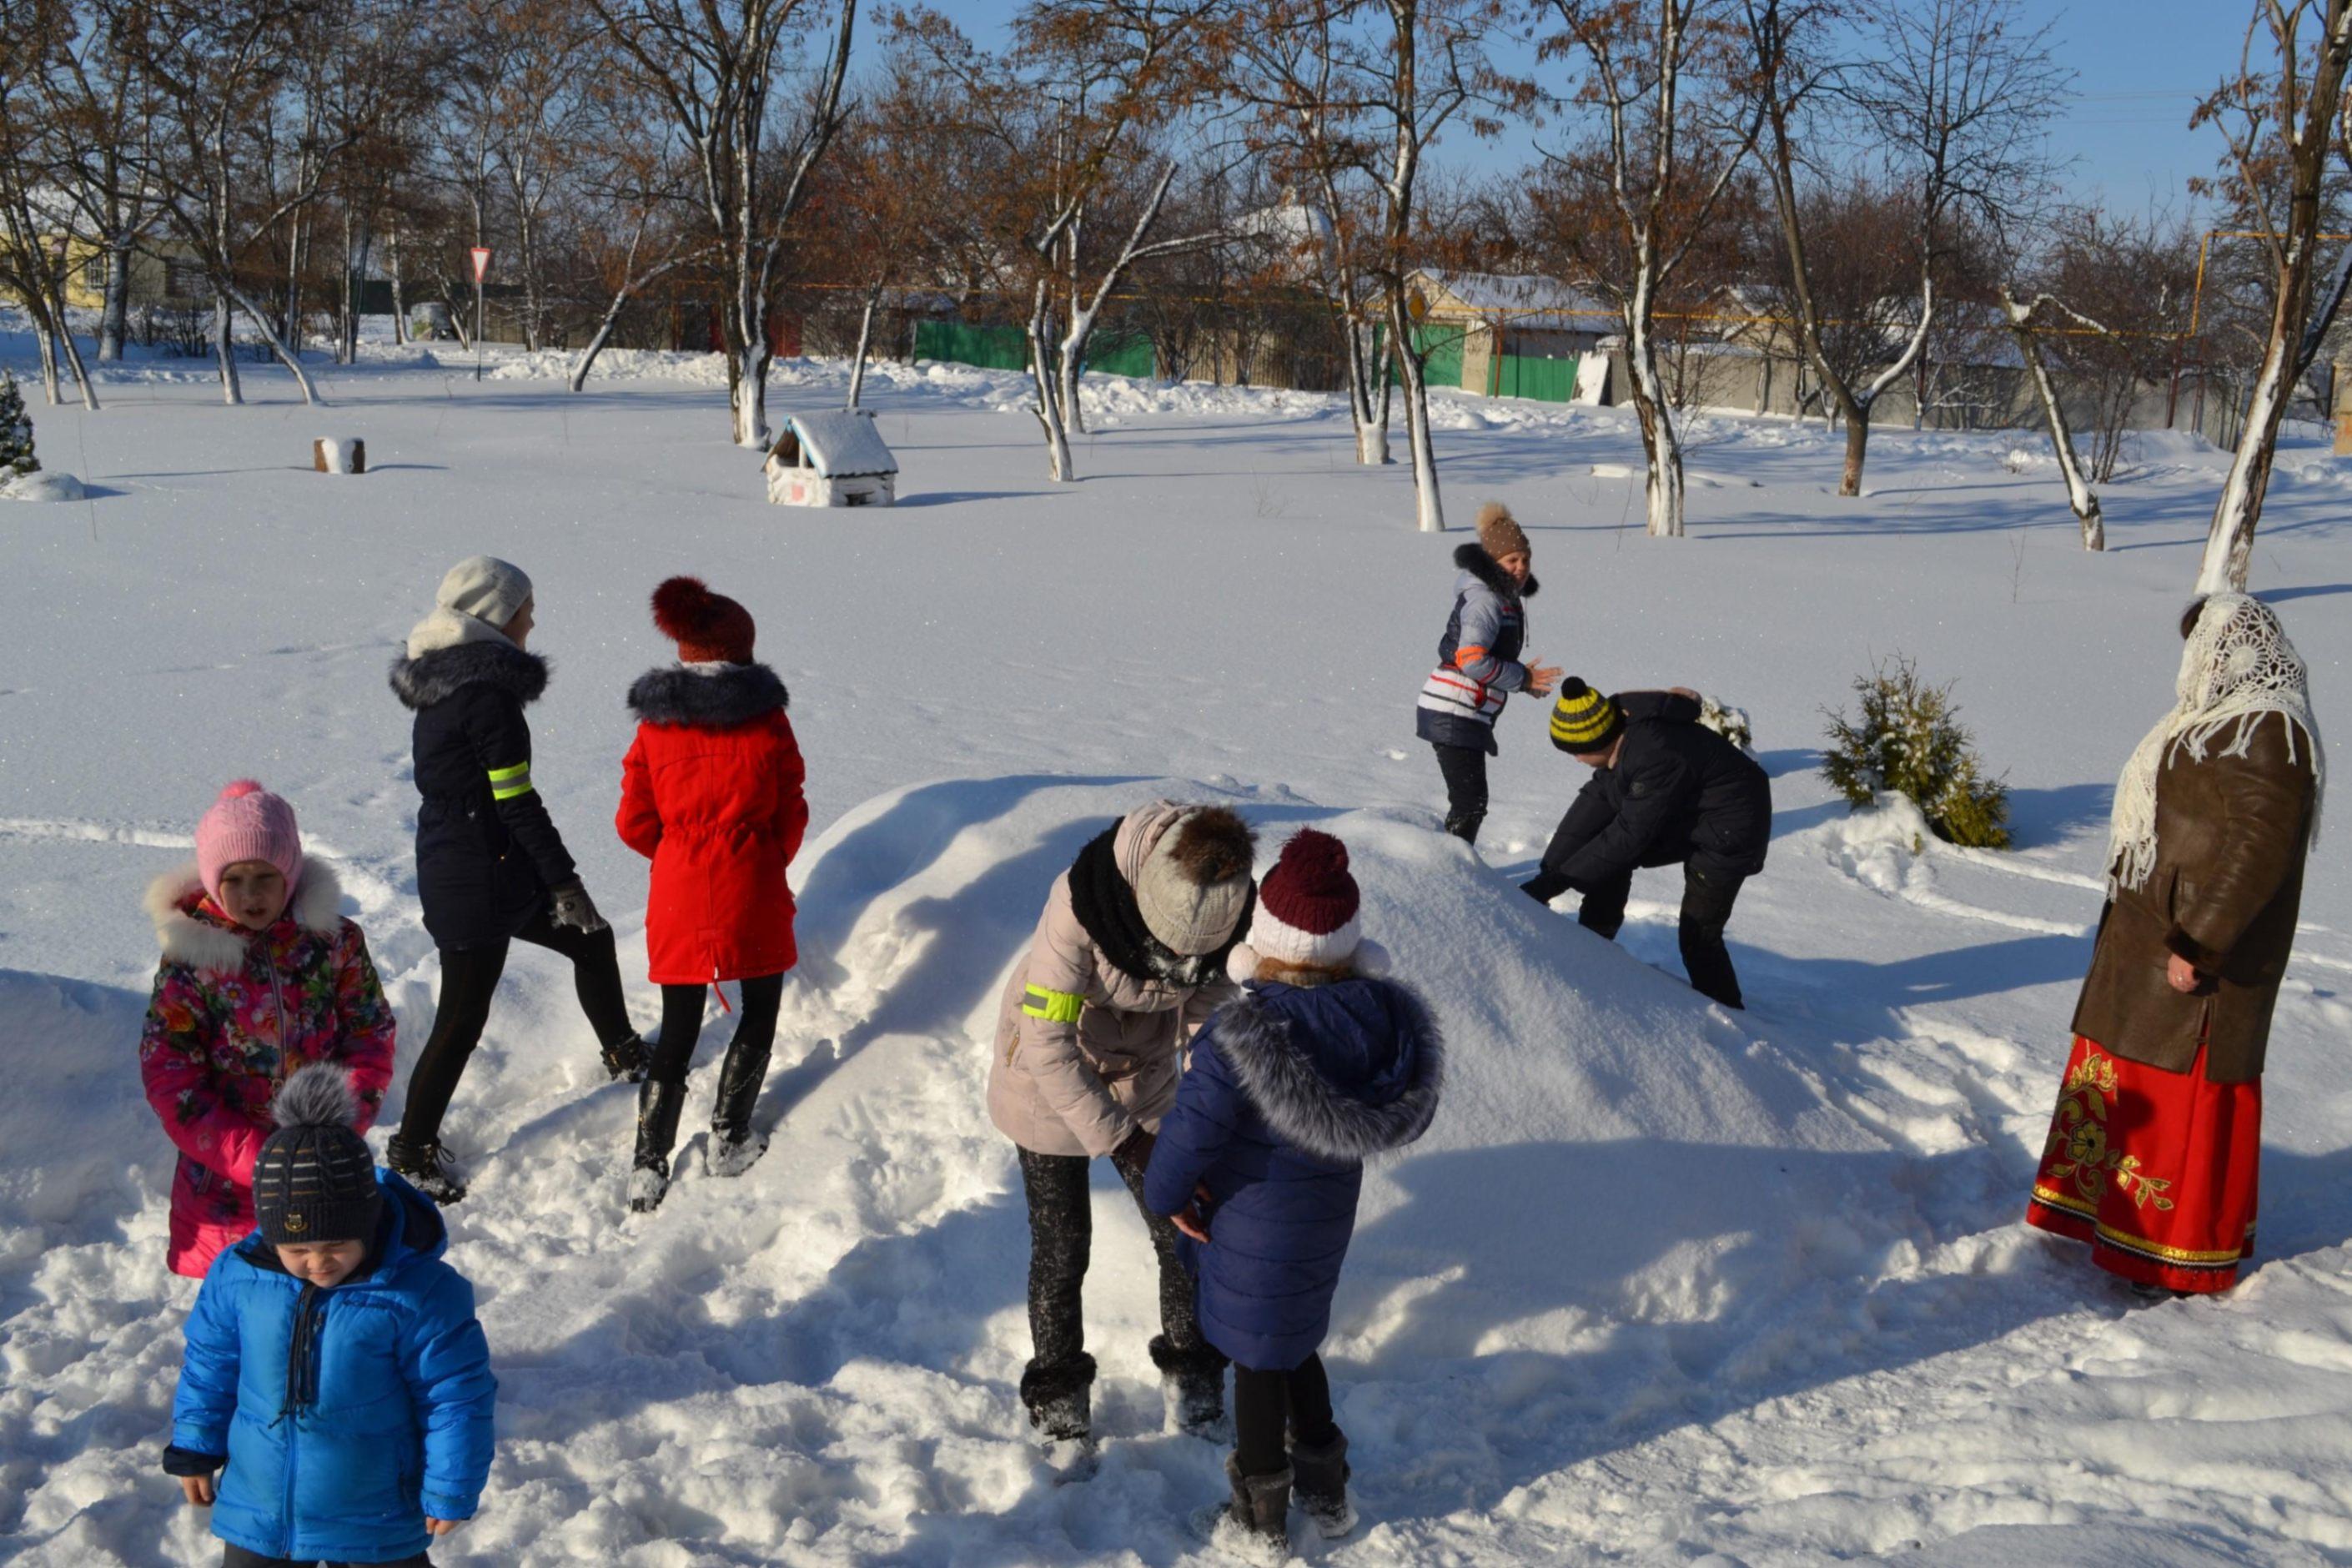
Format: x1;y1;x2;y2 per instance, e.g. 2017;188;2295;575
311;438;366;475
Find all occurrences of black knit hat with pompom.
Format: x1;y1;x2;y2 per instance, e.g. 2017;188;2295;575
252;1064;382;1248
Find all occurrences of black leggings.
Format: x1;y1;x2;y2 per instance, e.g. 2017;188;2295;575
1431;742;1490;843
399;911;635;1146
1234;1354;1338;1478
651;973;785;1085
1018;1146;1205;1378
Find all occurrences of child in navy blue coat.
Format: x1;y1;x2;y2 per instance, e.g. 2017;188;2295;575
1144;830;1443;1556
164;1065;497;1567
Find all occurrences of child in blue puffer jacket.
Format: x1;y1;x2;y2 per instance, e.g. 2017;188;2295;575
1143;829;1443;1558
164;1064;496;1567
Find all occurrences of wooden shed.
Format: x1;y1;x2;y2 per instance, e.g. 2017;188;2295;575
763;410;898;507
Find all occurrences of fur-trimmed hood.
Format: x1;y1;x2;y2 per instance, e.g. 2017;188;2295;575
145;859;347;976
388;637;549;711
626;661;789;728
1214;977;1443;1162
1453;541;1538;601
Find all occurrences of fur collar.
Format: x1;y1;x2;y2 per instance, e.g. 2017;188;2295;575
388;638;550;711
144;860;346;976
1453;541;1538;601
1214;978;1445;1162
626;661;790;728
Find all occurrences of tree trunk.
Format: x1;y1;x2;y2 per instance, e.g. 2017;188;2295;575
846;283;880;410
29;301;61;405
1840;416;1870;497
214;292;243;405
1028;289;1076;482
572;293;631;391
53;298;99;410
1625;319;1685;538
1387;293;1443;531
2200;328;2292;593
99;244;130;362
731;343;770;447
222;279;322;404
2003;290;2103;550
389;229;406;344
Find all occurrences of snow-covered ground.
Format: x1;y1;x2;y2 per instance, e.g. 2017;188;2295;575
2;338;2349;1566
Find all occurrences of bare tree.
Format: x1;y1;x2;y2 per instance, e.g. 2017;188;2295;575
2000;287;2106;549
895;1;1229;482
1742;0;2066;498
589;0;857;445
114;0;348;405
1529;0;1763;538
0;0;100;408
2192;0;2352;592
567;82;711;389
40;0;163;363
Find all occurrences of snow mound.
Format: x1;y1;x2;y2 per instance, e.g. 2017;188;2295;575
1;773;1904;1565
3;470;87;502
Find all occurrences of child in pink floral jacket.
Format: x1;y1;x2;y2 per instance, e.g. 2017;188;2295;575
138;781;399;1278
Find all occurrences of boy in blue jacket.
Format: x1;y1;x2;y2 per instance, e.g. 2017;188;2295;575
164;1065;496;1567
1145;830;1444;1557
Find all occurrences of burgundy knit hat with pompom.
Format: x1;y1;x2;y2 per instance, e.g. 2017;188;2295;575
651;575;756;664
1249;829;1361;967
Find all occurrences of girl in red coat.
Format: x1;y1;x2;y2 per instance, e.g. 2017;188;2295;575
616;576;808;1213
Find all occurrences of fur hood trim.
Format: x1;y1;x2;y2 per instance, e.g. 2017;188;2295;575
626;661;789;728
388;638;550;711
146;860;346;975
1453;541;1538;601
1216;978;1444;1162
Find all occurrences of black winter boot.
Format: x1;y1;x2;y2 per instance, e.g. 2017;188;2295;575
385;1134;467;1206
627;1079;686;1214
1289;1430;1356;1540
707;1033;773;1179
1220;1455;1293;1558
601;1033;651;1084
1019;1354;1097;1444
1151;1334;1229;1435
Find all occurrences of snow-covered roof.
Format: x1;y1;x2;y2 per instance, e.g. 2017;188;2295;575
789;410;897;478
1414;270;1614;329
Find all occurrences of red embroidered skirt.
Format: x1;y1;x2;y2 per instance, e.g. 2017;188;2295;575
2025;1035;2260;1294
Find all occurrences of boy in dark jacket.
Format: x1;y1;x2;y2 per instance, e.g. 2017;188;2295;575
1522;681;1772;1008
1145;830;1443;1557
166;1065;496;1566
387;556;649;1204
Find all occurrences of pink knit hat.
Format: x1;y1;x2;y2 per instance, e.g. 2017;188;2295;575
196;780;304;909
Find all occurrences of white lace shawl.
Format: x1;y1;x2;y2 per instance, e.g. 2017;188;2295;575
2107;593;2324;894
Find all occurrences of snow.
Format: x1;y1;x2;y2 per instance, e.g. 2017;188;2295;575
3;329;2351;1565
3;470;88;502
784;410;897;480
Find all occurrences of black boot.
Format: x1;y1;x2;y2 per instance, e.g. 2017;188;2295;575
1222;1455;1292;1556
385;1134;467;1206
627;1079;686;1214
1289;1430;1355;1540
601;1033;651;1084
1151;1334;1229;1435
1019;1354;1097;1444
708;1033;774;1179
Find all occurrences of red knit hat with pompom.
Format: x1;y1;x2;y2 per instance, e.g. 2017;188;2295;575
1249;829;1361;967
651;575;756;664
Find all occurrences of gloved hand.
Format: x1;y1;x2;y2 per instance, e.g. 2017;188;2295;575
549;879;609;934
1110;1126;1157;1180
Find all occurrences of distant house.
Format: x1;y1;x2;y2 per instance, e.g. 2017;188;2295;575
1403;270;1617;403
764;410;898;507
0;213;208;314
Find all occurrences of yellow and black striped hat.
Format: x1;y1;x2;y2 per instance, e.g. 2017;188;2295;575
1549;679;1623;755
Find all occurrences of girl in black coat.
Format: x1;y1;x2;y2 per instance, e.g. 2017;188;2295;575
385;556;647;1203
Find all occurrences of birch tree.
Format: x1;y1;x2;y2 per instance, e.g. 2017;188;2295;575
2191;0;2352;593
1530;0;1763;538
1999;288;2106;550
588;0;857;446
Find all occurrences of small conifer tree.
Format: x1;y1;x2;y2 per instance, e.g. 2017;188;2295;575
1822;658;2010;849
0;371;38;479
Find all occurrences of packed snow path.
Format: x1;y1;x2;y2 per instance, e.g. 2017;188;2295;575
2;345;2349;1565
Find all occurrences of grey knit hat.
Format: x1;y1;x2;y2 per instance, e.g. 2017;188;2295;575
1133;807;1257;957
252;1064;382;1248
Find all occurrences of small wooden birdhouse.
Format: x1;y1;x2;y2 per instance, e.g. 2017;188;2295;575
763;410;897;507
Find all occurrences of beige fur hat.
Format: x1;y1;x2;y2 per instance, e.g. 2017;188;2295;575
1476;501;1530;561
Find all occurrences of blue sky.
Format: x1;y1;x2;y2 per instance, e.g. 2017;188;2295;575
916;0;2241;216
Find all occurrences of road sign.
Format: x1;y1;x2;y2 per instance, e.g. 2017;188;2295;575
470;247;492;283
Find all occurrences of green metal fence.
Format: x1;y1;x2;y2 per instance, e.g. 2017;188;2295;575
914;319;1158;379
1493;354;1579;404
